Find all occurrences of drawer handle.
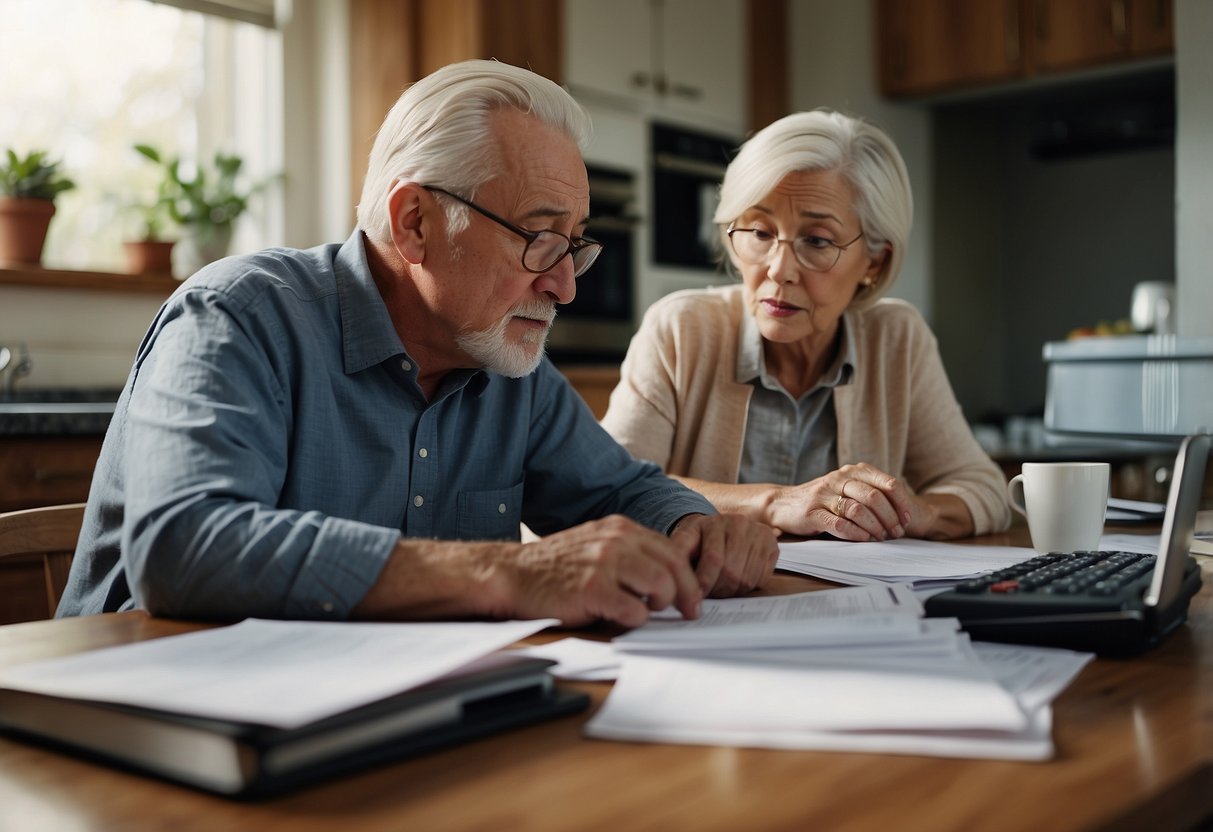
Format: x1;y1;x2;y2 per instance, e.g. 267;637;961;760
33;467;93;482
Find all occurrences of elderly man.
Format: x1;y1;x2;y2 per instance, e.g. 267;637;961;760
57;60;778;627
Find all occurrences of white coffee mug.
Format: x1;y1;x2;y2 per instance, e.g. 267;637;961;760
1007;462;1110;553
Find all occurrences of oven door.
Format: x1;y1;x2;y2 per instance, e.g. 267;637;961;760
547;216;636;362
651;122;734;270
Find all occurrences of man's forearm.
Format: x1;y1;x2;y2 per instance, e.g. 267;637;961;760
352;538;517;620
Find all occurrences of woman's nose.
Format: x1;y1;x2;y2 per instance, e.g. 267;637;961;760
766;240;800;284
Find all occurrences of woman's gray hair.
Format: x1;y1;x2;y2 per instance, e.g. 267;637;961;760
714;109;913;310
357;59;593;243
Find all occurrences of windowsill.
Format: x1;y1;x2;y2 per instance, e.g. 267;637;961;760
0;265;179;295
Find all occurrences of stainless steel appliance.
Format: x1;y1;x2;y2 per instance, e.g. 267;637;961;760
650;122;736;270
547;165;639;362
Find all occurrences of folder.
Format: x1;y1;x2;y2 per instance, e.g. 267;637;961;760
0;652;587;797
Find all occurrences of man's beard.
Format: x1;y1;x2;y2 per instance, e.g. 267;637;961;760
456;299;557;377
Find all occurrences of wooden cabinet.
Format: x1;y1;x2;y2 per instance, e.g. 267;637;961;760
0;437;102;513
878;0;1025;97
878;0;1173;98
415;0;564;81
1029;0;1172;72
348;0;563;219
565;0;746;132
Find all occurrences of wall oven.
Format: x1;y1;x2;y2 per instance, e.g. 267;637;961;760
547;165;639;363
650;122;737;270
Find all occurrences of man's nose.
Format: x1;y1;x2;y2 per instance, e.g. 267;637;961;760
535;254;577;304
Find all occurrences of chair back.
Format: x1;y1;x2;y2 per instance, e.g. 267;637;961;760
0;503;85;623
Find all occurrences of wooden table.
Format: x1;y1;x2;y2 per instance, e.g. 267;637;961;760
2;527;1211;832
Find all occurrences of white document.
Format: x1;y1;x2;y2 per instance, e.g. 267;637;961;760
613;585;924;652
514;638;620;681
968;641;1094;714
585;640;1093;761
777;538;1033;587
0;618;557;729
586;652;1027;736
1099;532;1161;555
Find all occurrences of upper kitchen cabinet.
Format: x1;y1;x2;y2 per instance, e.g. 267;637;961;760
348;0;562;217
877;0;1173;98
415;0;563;81
1029;0;1173;71
878;0;1025;97
565;0;746;133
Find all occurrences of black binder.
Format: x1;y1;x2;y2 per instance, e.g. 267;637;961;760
0;652;587;797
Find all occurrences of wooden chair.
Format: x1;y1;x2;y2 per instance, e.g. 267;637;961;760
0;503;85;624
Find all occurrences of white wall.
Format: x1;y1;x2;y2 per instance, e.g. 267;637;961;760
1175;0;1213;337
788;0;934;320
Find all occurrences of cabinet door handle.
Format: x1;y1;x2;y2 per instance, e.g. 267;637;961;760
1005;0;1021;64
670;82;702;101
1111;0;1128;45
33;467;93;482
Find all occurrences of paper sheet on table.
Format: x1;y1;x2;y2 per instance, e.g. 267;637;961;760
514;637;620;681
524;620;966;682
777;538;1033;587
587;652;1027;736
0;618;557;729
1099;532;1161;555
585;642;1092;760
613;584;924;651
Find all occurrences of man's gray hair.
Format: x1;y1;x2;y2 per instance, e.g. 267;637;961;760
357;59;593;242
714;109;913;310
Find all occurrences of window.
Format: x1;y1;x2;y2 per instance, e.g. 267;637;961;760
1;0;283;272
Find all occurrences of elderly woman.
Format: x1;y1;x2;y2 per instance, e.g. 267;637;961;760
602;110;1010;541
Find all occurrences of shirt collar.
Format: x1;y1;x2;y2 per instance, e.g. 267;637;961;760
335;231;489;396
735;303;856;391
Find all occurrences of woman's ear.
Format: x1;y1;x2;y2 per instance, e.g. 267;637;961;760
386;182;428;265
863;243;891;285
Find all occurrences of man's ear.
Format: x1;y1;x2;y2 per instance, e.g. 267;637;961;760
386;181;429;265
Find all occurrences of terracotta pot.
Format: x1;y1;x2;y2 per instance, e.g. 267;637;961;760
123;240;176;276
0;197;56;266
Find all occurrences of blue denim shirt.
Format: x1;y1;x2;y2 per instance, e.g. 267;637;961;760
57;232;712;620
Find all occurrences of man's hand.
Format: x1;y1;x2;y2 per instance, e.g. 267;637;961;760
501;515;704;628
670;513;780;597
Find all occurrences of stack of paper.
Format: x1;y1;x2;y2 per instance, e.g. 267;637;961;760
524;587;1093;760
776;537;1033;589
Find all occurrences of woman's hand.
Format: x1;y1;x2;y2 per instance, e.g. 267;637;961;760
766;463;937;541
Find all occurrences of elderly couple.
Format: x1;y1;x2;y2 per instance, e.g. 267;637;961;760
57;60;1009;626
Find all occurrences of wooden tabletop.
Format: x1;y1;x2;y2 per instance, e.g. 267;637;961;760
2;527;1211;832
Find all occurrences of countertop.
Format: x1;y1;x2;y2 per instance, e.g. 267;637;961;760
0;389;121;437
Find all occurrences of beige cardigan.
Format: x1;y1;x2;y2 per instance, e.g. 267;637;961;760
601;285;1011;535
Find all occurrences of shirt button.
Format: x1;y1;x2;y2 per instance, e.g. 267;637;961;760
322;601;334;613
418;448;428;458
498;503;507;514
401;360;412;372
414;495;424;507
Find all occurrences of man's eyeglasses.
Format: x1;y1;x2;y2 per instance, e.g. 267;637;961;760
726;225;864;272
424;186;603;278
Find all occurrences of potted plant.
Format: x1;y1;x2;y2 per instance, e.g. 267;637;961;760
134;144;271;277
0;149;75;266
123;147;178;276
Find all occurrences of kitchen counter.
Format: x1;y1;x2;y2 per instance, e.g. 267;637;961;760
0;389;121;436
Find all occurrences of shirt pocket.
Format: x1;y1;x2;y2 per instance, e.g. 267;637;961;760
457;480;524;541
